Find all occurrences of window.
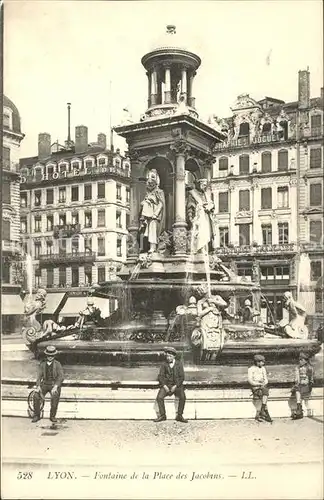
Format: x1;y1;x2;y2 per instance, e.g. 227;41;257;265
278;121;288;140
98;209;106;227
218;192;229;213
126;213;130;229
59;163;67;175
85;211;92;228
238;122;250;137
34;190;41;206
46;189;54;205
59;267;66;287
277;186;289;208
219;227;229;247
72;162;80;171
2;220;10;240
126;187;130;204
85;266;92;285
59;214;66;227
71;213;79;225
71;267;79;287
2;262;10;283
46;241;53;255
311;114;322;136
84;237;92;254
47;165;54;177
71;186;79;202
98;267;106;283
239;155;249;174
71;238;79;254
84;184;92;200
34;168;43;182
98;237;105;256
310;183;322;207
310;148;322;169
34;217;41;232
274;266;290;282
239;224;250;246
117;237;122;257
46;215;53;231
3;112;10;128
237;265;252;280
311;261;322;281
261;188;272;209
219;157;228;176
315;289;323;313
34;242;41;258
46;269;54;288
20;193;27;208
2;180;10;204
85;160;93;169
261;152;272;173
58;187;66;203
239;190;250;211
310;221;322;243
98;157;106;166
116;184;122;201
2;147;10;170
262;224;272;245
59;239;67;255
21;217;27;234
278;222;289;244
98;182;106;199
278;150;288;171
116;211;122;228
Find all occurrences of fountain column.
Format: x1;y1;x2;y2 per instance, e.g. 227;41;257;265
171;140;190;255
181;67;187;103
127;151;143;258
146;71;151;108
164;66;171;104
150;67;158;106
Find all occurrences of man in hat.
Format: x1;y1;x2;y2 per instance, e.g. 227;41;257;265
154;347;188;423
248;354;272;422
32;345;64;423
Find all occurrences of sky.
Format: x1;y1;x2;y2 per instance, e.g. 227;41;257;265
4;0;323;158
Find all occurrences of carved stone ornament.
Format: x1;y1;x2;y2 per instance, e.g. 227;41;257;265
128;149;141;162
170;139;191;156
231;93;261;112
173;225;188;254
127;231;139;256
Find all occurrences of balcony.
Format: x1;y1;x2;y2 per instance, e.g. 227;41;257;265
214;243;297;256
53;224;81;238
3;161;20;174
2;240;21;254
39;251;96;266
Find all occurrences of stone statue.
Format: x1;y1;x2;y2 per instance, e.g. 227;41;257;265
241;299;261;324
279;292;309;339
22;288;47;344
186;179;217;253
252;259;261;284
138;169;166;254
75;297;104;329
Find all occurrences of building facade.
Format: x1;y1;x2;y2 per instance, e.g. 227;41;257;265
19;127;130;296
210;70;323;327
2;96;25;330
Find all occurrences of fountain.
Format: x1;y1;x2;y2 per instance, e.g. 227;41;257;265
24;26;321;366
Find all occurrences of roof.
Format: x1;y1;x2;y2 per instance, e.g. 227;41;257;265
19;147;121;168
3;95;22;134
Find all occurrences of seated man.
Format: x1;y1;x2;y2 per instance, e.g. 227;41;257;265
154;347;188;423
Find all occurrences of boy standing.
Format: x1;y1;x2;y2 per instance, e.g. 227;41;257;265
291;352;314;419
248;354;272;422
154;347;188;423
32;345;64;423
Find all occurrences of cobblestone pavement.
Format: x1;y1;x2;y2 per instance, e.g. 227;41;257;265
2;417;323;500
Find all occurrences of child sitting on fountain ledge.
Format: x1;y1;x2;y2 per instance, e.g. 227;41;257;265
248;354;272;422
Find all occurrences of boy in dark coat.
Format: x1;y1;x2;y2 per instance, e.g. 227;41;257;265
154;347;188;423
291;352;315;419
32;345;64;423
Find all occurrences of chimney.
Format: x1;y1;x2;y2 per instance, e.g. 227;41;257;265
298;69;310;109
97;133;107;150
75;125;88;154
38;133;51;160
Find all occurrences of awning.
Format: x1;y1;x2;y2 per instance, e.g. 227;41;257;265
42;292;66;315
1;295;24;315
59;296;111;318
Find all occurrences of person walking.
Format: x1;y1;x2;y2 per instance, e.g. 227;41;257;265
32;345;64;423
290;352;315;419
248;354;272;422
154;347;188;423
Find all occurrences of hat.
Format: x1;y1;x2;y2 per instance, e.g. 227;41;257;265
244;299;251;306
164;346;177;356
44;345;58;356
254;354;265;362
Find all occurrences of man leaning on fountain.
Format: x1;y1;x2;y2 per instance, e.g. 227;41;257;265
32;345;64;423
154;347;188;423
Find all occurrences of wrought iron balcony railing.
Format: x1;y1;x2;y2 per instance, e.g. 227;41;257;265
2;240;22;253
214;243;297;256
39;251;96;266
53;224;81;238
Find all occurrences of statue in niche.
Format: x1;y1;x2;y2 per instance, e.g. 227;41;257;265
186;179;217;253
138;169;166;254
